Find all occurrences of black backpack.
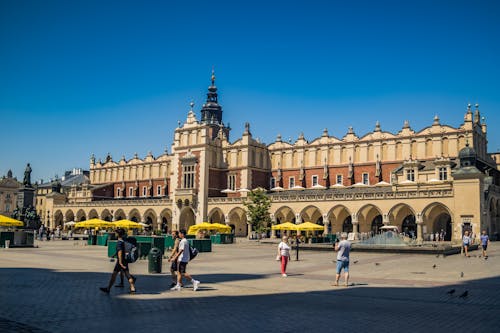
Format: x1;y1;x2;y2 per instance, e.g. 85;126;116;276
189;245;199;261
124;237;138;263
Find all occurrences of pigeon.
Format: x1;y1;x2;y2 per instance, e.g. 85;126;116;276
375;263;380;266
446;289;455;295
459;291;468;298
460;272;464;278
436;254;440;258
353;260;359;264
432;264;437;269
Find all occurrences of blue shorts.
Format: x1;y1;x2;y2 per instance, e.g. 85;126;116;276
336;260;349;274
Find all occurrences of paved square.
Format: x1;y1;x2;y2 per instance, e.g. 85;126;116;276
1;240;499;332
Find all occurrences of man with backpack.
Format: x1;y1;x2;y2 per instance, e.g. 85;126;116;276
100;228;137;294
167;230;182;288
170;229;200;291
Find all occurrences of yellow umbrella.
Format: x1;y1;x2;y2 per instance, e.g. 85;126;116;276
295;222;324;231
113;220;143;229
211;223;232;232
0;214;24;227
75;219;113;229
271;222;298;231
188;222;231;235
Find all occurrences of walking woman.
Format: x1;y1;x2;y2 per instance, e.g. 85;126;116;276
277;236;291;277
463;230;471;257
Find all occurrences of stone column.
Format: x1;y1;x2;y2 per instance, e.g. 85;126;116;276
157;216;163;231
322;214;330;236
416;213;423;244
382;214;390;226
270;214;277;238
247;223;252;239
352;213;359;240
295;213;302;235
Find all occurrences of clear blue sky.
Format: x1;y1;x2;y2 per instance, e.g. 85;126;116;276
1;0;499;182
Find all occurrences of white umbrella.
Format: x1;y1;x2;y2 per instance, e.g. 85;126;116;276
311;184;326;189
139;222;150;227
291;185;305;190
238;188;250;192
64;221;76;226
221;189;236;193
271;186;284;192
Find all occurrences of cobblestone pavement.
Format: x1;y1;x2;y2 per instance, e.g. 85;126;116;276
1;240;499;332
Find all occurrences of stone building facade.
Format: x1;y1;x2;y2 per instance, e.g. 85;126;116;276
46;73;500;241
0;170;21;216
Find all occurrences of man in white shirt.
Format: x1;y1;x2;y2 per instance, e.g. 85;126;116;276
170;229;200;291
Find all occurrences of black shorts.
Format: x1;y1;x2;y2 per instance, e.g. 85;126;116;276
178;261;188;274
113;261;129;273
482;245;488;251
170;261;178;271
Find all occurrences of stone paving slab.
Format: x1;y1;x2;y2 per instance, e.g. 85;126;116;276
1;240;499;332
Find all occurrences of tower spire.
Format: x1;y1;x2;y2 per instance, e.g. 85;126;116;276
200;69;223;125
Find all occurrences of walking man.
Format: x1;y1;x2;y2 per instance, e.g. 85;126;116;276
333;232;351;287
167;230;182;288
100;228;136;294
480;230;490;259
170;229;200;291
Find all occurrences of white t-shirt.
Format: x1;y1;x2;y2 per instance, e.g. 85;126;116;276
178;238;190;263
278;241;291;256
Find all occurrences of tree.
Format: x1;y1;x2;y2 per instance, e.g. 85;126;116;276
243;188;271;235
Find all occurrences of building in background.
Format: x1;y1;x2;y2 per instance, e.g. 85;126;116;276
44;73;500;241
0;170;21;216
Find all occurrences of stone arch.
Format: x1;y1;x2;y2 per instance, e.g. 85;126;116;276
357;204;382;233
160;208;173;233
88;209;99;219
143;209;157;229
64;210;75;223
128;209;141;222
114;209;126;221
101;209;113;221
208;207;225;223
179;207;196;231
389;203;416;237
422;202;452;240
299;205;323;224
53;210;64;228
328;205;351;233
76;209;86;221
228;207;248;237
274;206;296;224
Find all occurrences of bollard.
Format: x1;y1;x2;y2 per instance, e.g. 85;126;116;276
5;240;10;248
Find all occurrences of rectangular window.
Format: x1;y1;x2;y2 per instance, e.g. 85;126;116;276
157;185;162;196
362;173;369;185
183;164;195;189
142;186;147;197
336;174;343;185
228;174;236;191
5;204;10;212
129;187;134;197
289;177;295;188
439;167;448;181
117;188;121;197
270;177;276;189
312;175;319;187
407;169;415;182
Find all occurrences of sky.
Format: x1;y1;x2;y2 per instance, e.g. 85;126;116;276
1;0;499;182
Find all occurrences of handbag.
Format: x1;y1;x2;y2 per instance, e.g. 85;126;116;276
276;255;281;261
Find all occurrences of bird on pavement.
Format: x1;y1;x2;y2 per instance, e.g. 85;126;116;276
459;291;468;298
446;289;456;295
432;264;437;269
436;254;440;258
375;262;380;266
353;260;359;264
460;272;464;278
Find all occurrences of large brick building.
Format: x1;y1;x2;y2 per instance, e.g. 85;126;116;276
43;72;500;241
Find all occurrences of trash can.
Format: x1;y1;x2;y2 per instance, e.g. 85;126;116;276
5;240;10;248
148;247;162;273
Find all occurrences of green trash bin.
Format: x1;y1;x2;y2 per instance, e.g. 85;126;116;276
210;234;221;244
87;235;97;245
108;240;117;257
97;235;108;246
164;235;174;249
148;247;162;273
0;231;15;248
151;236;165;254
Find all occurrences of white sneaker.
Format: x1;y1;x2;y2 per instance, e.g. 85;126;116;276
282;274;287;277
170;284;181;291
193;280;200;291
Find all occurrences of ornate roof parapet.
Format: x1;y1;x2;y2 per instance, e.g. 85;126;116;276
374;121;381;132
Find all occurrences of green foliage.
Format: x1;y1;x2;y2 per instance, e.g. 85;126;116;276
243;188;271;233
